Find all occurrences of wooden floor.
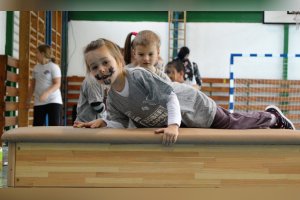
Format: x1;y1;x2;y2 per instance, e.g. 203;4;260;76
1;187;300;200
10;142;300;188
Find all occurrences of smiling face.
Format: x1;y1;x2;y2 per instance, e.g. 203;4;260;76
85;46;120;86
133;44;159;69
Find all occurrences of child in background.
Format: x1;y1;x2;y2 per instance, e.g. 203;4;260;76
165;60;200;90
123;30;169;81
74;38;295;146
74;74;107;123
165;60;185;83
27;44;63;126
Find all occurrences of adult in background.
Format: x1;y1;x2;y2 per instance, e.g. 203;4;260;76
27;44;63;126
176;46;202;90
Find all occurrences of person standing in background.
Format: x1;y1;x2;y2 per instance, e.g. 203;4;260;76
176;46;202;90
27;44;63;126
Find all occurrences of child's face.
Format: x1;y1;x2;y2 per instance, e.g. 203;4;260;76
85;46;119;86
133;44;159;68
165;66;184;83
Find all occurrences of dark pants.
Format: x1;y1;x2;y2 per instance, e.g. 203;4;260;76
33;103;62;126
210;106;273;129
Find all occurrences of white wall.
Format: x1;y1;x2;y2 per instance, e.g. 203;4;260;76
13;11;20;59
0;11;6;55
67;21;168;76
187;23;284;79
288;25;300;80
67;20;300;80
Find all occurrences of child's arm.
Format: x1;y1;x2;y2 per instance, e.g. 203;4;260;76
155;92;181;145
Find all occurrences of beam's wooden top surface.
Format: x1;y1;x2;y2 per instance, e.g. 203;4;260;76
2;126;300;144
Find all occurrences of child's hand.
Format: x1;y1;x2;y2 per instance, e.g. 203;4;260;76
155;124;179;145
73;119;107;128
73;121;85;128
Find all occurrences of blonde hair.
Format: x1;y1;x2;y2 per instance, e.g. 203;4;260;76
84;38;125;74
132;30;161;49
123;30;161;66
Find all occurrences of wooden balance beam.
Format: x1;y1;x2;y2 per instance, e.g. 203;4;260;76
2;126;300;188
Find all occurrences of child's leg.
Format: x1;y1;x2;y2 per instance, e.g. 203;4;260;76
210;106;273;129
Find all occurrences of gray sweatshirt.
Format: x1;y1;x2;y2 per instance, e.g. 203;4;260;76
106;68;217;128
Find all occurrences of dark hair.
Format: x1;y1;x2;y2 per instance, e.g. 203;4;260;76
37;44;56;63
123;32;136;65
177;46;190;61
165;60;185;73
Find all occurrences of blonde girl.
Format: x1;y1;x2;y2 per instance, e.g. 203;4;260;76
74;38;295;146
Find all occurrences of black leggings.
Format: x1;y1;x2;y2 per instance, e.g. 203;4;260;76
33;103;62;126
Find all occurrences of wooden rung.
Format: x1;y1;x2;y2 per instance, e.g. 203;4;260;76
235;87;300;93
30;27;37;34
234;104;300;111
67;111;74;116
29;59;36;65
5;102;19;111
7;57;19;68
235;96;300;102
30;35;37;42
29;51;36;58
209;96;229;101
218;104;229;109
6;71;19;82
37;32;45;38
203;78;229;84
67;76;85;82
6;86;18;97
285;114;300;120
67;93;80;99
30;11;37;18
38;17;45;23
235;79;300;85
201;86;229;93
5;116;18;127
67;85;81;91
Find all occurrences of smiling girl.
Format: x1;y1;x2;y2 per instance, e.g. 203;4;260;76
74;38;295;145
